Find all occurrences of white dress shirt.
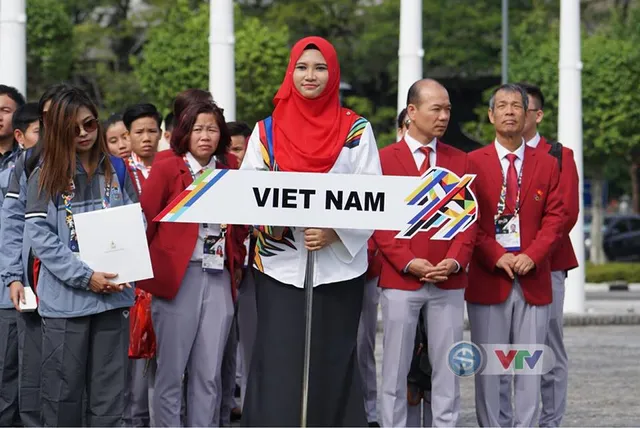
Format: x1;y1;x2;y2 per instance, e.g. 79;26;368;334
185;151;222;262
525;132;541;149
240;119;382;289
494;139;526;178
404;133;437;170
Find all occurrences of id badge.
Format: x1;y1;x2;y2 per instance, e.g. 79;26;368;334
203;235;225;273
243;234;253;268
495;214;521;252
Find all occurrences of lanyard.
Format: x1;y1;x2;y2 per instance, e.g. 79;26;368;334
496;160;523;217
183;155;224;234
62;176;112;252
127;156;143;195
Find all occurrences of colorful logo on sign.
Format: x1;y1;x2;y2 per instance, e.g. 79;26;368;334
155;169;228;222
398;167;477;240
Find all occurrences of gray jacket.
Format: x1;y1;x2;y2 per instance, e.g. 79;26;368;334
0;159;19;308
25;156;139;318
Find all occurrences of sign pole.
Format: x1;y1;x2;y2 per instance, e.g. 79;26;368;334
300;250;316;427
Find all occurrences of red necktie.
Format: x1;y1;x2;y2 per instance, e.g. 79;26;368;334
419;146;431;174
506;153;518;213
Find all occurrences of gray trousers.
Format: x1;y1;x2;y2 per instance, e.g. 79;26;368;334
152;264;234;427
0;308;19;427
40;308;130;427
540;271;569;427
123;358;156;427
357;276;380;424
498;272;568;428
407;392;433;427
468;280;549;428
236;272;257;409
220;316;238;425
380;286;464;428
16;311;42;427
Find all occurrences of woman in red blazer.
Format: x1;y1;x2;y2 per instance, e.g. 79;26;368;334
138;100;246;427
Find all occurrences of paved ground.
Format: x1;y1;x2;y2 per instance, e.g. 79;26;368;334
373;325;640;426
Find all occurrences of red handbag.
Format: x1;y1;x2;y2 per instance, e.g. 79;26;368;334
128;288;156;359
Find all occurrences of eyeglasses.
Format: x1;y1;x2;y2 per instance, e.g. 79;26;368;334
75;118;98;136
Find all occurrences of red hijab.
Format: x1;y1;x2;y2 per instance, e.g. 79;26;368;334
272;36;358;173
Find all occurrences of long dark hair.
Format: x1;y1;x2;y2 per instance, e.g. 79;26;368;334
39;88;111;198
25;83;76;176
170;101;231;165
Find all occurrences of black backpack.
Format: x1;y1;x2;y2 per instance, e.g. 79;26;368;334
546;139;563;171
407;312;432;404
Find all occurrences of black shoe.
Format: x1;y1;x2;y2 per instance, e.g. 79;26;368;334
368;422;380;427
230;408;242;422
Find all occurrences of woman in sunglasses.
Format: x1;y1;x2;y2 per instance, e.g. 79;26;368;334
24;87;139;427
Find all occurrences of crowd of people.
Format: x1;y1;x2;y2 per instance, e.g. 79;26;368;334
0;35;578;427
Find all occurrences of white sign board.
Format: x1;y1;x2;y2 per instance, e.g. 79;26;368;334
156;167;477;240
74;203;154;283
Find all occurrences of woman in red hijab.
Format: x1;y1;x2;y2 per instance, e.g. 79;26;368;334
239;37;382;426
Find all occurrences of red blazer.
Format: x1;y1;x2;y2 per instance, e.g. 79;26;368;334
465;144;565;306
536;136;579;272
373;140;477;291
154;149;174;163
137;153;246;300
366;238;382;280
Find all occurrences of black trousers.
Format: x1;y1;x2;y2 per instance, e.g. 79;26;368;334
242;271;367;427
0;308;19;427
40;308;130;427
16;310;42;427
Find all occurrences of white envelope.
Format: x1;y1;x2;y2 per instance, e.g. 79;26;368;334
73;203;153;284
19;286;38;312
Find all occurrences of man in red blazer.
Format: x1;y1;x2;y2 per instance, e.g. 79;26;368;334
466;84;565;428
374;79;477;428
518;82;578;427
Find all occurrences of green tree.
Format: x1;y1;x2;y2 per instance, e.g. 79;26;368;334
133;0;291;124
26;0;74;100
132;0;209;111
235;17;290;125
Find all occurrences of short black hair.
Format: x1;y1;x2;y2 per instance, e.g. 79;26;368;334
165;112;175;132
103;113;123;130
0;85;25;108
397;108;408;129
516;82;545;110
489;84;529;111
12;103;39;134
122;103;162;131
227;121;251;138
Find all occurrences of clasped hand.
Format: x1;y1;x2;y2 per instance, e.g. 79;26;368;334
407;258;458;283
495;253;535;279
89;272;131;294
